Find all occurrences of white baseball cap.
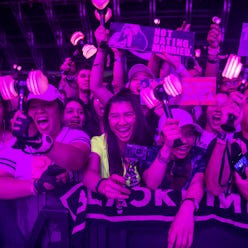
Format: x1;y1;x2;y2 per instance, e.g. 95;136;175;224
158;108;202;134
27;84;64;104
128;64;155;81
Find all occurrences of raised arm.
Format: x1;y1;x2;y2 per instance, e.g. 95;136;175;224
143;119;181;189
205;23;222;77
0;168;34;199
47;140;90;171
90;25;113;106
112;48;125;93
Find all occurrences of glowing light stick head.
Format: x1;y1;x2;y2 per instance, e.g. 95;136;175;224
91;0;110;10
94;7;112;23
70;31;97;59
154;18;160;25
0;75;18;100
195;49;201;58
70;31;85;46
163;74;182;97
26;70;48;96
140;87;160;109
212;16;221;25
82;44;98;59
222;54;243;80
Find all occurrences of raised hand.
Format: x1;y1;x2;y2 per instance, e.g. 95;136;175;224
94;25;110;47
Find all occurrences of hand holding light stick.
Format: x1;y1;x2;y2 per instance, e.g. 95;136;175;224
141;74;183;147
70;31;97;59
0;70;48;112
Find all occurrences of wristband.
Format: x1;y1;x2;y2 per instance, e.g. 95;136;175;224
181;197;199;212
208;46;220;56
157;150;170;164
95;178;107;194
207;58;219;64
114;57;123;63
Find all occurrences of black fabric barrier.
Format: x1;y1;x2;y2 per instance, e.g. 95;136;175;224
60;183;248;247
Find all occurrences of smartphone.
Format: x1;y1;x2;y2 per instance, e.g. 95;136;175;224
233;153;248;179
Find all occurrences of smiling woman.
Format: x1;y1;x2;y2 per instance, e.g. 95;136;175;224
83;88;154;199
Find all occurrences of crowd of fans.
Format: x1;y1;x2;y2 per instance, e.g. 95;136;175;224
0;16;247;248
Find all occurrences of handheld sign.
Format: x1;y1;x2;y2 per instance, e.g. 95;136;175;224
108;22;195;57
238;23;248;57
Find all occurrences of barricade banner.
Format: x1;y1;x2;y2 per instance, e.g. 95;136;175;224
60;184;248;236
140;77;216;106
108;22;195;57
238;23;248;56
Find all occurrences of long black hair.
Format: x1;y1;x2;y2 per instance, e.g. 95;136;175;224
103;88;153;175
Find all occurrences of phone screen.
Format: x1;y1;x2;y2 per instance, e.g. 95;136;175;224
233;154;248;179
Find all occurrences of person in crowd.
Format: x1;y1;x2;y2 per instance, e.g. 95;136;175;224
143;108;206;248
83;88;154;199
148;21;198;79
219;76;242;94
58;57;79;99
59;57;93;106
197;92;233;149
205;88;246;198
205;18;222;77
0;78;91;245
63;97;87;130
76;63;92;106
84;96;105;138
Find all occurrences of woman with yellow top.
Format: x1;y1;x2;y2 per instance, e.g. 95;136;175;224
83;88;154;200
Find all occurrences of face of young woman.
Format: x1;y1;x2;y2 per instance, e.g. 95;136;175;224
206;93;229;133
171;125;196;160
63;101;85;129
108;101;136;144
28;99;62;138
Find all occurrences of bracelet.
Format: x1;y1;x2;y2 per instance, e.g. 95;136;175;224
95;178;107;194
208;47;220;56
207;58;219;64
92;63;104;67
157;150;170;164
181;197;199;212
114;57;123;62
